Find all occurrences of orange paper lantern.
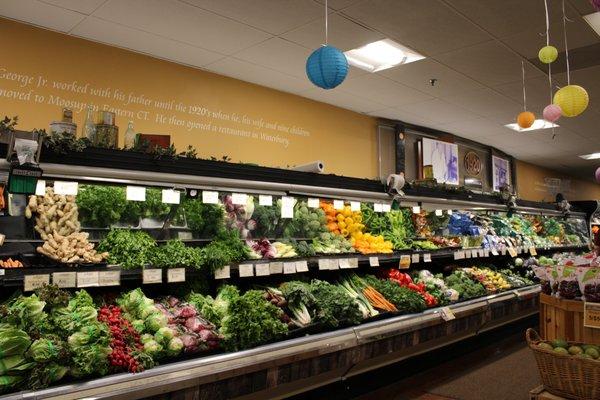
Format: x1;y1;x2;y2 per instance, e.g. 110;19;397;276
517;111;535;129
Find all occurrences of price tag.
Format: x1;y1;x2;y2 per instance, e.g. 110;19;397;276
281;196;295;219
512;289;521;298
435;209;443;216
0;234;4;247
483;249;490;257
77;271;99;288
423;253;432;263
411;253;420;264
259;195;273;206
255;263;270;276
329;259;340;270
283;262;296;274
440;307;456;321
167;268;186;283
471;249;479;258
269;262;283;274
178;231;193;240
491;248;499;256
529;247;537;256
517;246;522;254
399;255;411;269
339;258;351;269
501;247;507;256
447;209;453;215
202;191;219;204
143;268;163;284
369;257;379;267
99;270;121;286
35;180;46;196
478;249;485;257
307;198;319;208
231;193;248;205
508;247;518;257
24;274;49;291
584;302;600;328
333;200;344;210
348;258;359;269
52;272;76;288
162;189;181;204
412;206;421;214
238;264;254;277
350;201;361;211
54;181;78;196
464;250;471;259
126;186;146;201
454;251;465;260
295;260;309;272
382;204;391;212
318;259;329;270
214;265;230;279
374;203;383;212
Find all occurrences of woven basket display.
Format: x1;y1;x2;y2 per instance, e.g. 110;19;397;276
526;328;600;400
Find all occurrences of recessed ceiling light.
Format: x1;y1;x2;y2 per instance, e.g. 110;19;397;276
583;12;600;36
504;119;559;132
344;39;425;72
579;152;600;160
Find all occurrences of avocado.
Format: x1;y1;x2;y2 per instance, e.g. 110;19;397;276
552;339;568;349
554;347;569;355
568;346;583;355
577;353;592;359
585;348;600;359
538;342;553;351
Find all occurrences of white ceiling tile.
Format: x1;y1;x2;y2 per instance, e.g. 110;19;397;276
568;0;598;15
282;14;384;51
233;37;312;79
493;76;559;113
395;99;475;125
440;117;506;138
72;17;224;67
300;87;385;113
39;0;106;15
436;41;544;86
441;87;521;117
342;0;490;56
342;74;433;107
556;110;600;141
204;57;313;94
368;107;436;126
179;0;322;35
314;0;365;10
0;0;85;32
93;0;270;54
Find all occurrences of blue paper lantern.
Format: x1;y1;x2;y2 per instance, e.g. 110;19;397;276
306;45;348;89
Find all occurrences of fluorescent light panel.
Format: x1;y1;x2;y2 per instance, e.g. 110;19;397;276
583;12;600;36
504;119;559;132
579;152;600;160
344;39;425;72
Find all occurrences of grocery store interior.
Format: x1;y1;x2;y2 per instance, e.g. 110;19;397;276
0;0;599;399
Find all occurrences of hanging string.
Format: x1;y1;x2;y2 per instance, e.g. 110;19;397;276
544;0;550;46
324;0;328;45
562;0;570;85
521;60;527;112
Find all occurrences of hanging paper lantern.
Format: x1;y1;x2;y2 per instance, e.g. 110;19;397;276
592;0;600;12
306;45;348;89
517;111;536;129
538;45;558;64
553;85;589;117
543;104;562;122
595;167;600;183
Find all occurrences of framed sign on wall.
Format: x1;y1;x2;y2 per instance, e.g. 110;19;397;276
421;138;459;185
492;155;511;192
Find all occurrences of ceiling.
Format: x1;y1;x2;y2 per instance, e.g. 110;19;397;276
2;0;600;179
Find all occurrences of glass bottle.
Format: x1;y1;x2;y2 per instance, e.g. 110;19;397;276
82;105;96;142
124;121;136;149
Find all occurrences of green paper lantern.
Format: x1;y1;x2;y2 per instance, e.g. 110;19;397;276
538;45;558;64
553;85;589;117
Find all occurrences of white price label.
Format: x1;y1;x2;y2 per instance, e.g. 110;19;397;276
423;253;432;263
454;251;465;260
333;200;344;210
516;246;522;254
382;204;391;213
508;247;518;257
99;270;121;286
231;193;248;205
339;258;351;269
484;249;490;257
447;209;453;215
464;250;471;259
126;186;146;201
283;262;296;274
214;265;230;279
318;259;329;270
281;196;295;219
412;206;421;214
307;198;320;208
202;191;219;204
369;257;379;267
53;181;78;196
350;201;361;211
349;258;359;269
440;307;456;321
501;247;507;256
259;195;273;206
295;260;309;272
178;231;193;240
162;189;180;204
143;269;163;284
471;249;479;258
491;248;499;256
329;259;340;270
269;262;283;274
238;264;254;277
530;247;537;256
52;272;76;288
374;203;383;212
35;180;46;196
411;253;420;264
478;249;485;257
255;263;270;276
435;209;443;216
167;268;186;283
399;255;411;269
24;274;49;291
77;271;99;288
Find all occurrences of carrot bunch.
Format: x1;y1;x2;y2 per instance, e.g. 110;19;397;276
362;286;397;312
0;258;23;268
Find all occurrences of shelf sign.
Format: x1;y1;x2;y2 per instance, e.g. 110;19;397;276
411;253;420;264
53;181;78;196
255;263;270;276
435;209;443;216
440;307;456;321
202;191;219;204
491;247;499;256
52;272;76;288
348;258;359;269
423;253;432;263
508;247;518;257
328;259;340;270
333;200;344;210
350;201;361;211
483;249;490;257
281;196;295;219
269;262;283;274
231;193;248;205
464;250;471;259
35;180;46;196
382;204;391;213
453;251;465;260
447;209;453;215
529;247;537;256
143;268;163;284
471;249;479;258
162;189;181;204
369;257;379;267
238;264;254;278
374;203;383;212
77;271;99;288
318;259;329;270
412;206;421;214
214;265;230;280
24;274;50;292
295;260;309;272
167;268;185;283
584;302;600;329
126;186;146;201
307;198;319;208
399;255;411;269
283;262;296;274
99;270;121;286
339;258;351;269
259;195;273;206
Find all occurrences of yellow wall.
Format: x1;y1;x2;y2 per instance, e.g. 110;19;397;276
0;19;377;179
516;160;600;202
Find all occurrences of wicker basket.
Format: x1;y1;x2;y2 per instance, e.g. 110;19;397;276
526;329;600;400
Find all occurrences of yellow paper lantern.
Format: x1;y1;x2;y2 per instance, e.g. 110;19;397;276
553;85;589;117
538;45;558;64
517;111;535;129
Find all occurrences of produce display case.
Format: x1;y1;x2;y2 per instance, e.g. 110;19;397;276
0;147;591;399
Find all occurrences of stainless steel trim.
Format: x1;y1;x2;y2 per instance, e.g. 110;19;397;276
399;195;507;211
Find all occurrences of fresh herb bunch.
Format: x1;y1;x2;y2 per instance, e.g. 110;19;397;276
200;230;250;272
183;198;224;237
150;240;203;268
77;185;127;227
141;188;171;219
97;229;156;269
363;275;426;313
308;279;363;327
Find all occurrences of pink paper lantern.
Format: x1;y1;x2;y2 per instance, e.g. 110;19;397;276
596;167;600;183
543;104;562;122
592;0;600;11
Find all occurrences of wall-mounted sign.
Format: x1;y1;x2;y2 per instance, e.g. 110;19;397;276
463;151;482;176
421;138;459;185
492;156;511;192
